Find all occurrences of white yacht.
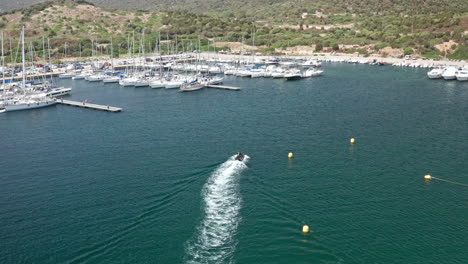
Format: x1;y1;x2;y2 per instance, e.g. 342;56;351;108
442;67;457;80
284;69;302;80
201;76;223;85
87;74;106;82
1;27;57;113
165;80;184;89
45;87;72;97
149;78;165;88
58;72;76;79
235;69;252;77
208;66;223;74
72;72;91;80
2;95;56;112
455;70;468;81
271;71;286;78
250;68;265;78
119;77;138;87
133;78;149;87
301;60;321;68
303;69;323;78
280;61;297;67
102;76;120;83
427;67;445;79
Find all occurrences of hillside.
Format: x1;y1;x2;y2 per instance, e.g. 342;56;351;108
0;0;467;61
4;0;468;15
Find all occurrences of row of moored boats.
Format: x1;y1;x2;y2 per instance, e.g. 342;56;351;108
427;66;468;81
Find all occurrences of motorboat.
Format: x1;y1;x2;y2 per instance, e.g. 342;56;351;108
207;76;223;85
250;67;265;78
442;66;457;80
303;69;323;78
301;60;321;68
455;70;468;81
58;72;76;79
45;87;72;97
265;58;279;65
235;152;245;161
427;67;445;79
284;69;302;80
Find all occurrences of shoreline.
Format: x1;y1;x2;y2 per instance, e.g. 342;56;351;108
1;52;466;71
198;52;467;68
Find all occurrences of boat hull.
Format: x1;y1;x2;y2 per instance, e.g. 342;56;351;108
4;101;56;112
285;75;302;80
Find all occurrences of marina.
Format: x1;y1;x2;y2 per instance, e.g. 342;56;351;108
1;1;467;262
3;63;467;263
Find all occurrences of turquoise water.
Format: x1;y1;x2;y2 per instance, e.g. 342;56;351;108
1;64;467;263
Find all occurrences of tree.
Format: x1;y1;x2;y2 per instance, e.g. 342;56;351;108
404;48;413;55
315;41;323;52
332;43;339;50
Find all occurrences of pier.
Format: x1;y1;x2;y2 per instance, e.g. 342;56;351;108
55;99;123;112
206;84;241;91
1;71;64;83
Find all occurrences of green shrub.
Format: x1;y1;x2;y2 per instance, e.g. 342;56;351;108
422;50;440;59
404;47;413;55
375;42;389;50
448;45;468;60
332;43;339;50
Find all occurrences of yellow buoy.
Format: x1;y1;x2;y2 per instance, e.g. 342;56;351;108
350;138;355;144
288;152;294;159
302;225;310;233
424;174;432;180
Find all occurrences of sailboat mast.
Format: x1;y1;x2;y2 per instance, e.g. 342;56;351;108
42;36;46;65
21;27;26;94
1;32;4;86
166;34;169;55
142;30;145;61
110;36;114;72
47;38;51;66
158;32;162;76
1;31;5;92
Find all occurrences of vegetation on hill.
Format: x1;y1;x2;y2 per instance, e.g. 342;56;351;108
0;0;467;62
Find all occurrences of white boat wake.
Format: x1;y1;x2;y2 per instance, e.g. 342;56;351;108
185;155;249;264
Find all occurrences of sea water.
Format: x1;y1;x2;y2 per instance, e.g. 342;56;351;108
1;63;467;263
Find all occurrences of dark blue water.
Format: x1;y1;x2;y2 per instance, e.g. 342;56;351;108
1;64;467;263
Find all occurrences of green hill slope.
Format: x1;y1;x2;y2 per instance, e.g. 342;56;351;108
0;0;466;61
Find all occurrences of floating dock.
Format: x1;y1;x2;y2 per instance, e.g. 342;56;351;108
55;99;123;112
206;85;241;91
